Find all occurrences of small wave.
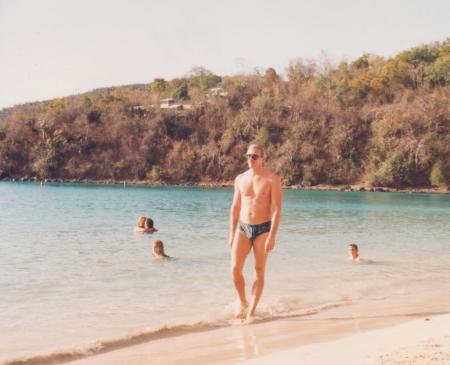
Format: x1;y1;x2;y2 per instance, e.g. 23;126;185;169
2;321;221;365
359;259;391;266
2;299;353;365
258;299;354;322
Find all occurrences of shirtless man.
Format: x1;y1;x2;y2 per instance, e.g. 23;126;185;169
228;144;282;321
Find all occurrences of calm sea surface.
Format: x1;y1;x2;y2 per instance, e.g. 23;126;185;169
1;182;449;363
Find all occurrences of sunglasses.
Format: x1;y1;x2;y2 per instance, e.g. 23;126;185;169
246;154;261;160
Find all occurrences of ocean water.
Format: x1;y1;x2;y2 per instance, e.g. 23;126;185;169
1;182;449;364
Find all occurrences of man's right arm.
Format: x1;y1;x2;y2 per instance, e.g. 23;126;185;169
228;177;241;247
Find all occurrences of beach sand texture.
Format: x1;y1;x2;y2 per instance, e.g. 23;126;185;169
236;314;450;365
64;291;450;365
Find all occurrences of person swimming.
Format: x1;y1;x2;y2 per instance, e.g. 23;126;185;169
348;243;362;262
144;218;158;233
136;216;146;229
152;240;170;259
135;216;158;233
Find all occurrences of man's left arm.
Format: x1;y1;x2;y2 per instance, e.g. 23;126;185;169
265;176;282;253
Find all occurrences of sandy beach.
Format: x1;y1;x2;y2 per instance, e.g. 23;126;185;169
236;314;450;365
60;291;450;365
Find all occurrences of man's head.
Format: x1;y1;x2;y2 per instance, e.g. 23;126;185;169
246;144;265;170
152;239;165;255
145;218;154;229
348;243;359;260
137;216;146;228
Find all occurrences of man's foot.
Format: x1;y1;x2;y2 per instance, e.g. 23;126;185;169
235;303;249;319
243;315;257;324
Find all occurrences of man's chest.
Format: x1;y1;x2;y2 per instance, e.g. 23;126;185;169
240;177;271;198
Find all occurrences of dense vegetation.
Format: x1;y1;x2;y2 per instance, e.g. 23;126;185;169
0;40;449;188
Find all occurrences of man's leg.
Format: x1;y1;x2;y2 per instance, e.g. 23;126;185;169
231;230;252;318
247;232;269;319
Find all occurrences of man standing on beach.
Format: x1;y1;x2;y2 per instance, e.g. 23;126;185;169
228;144;282;321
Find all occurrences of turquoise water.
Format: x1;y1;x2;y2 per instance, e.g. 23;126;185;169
1;182;449;363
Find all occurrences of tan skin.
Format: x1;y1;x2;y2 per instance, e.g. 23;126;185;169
135;218;158;233
228;145;282;321
152;241;170;259
348;245;360;262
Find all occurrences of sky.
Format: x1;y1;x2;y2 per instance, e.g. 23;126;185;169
0;0;449;109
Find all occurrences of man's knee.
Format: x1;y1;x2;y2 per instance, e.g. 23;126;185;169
254;265;265;280
231;264;243;279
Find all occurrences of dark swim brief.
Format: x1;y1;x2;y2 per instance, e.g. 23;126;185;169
239;221;271;241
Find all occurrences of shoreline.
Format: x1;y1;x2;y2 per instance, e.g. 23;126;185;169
1;178;448;195
67;290;450;365
7;291;449;365
235;313;450;365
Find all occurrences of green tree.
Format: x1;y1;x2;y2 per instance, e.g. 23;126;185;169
287;60;317;83
147;165;161;181
425;55;450;85
173;84;189;100
50;97;66;109
83;95;93;108
404;45;439;66
370;151;413;188
430;160;448;187
148;78;167;93
351;54;370;69
186;66;221;89
381;59;412;86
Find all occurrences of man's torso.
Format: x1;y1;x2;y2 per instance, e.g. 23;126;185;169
237;169;274;224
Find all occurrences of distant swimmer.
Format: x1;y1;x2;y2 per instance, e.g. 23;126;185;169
348;243;362;262
228;143;282;322
136;216;146;229
135;216;158;233
152;240;171;259
144;218;158;233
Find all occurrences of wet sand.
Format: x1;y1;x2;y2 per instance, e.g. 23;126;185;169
237;314;450;365
65;291;450;365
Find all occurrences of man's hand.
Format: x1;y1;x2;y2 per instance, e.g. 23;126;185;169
264;235;275;253
228;234;234;248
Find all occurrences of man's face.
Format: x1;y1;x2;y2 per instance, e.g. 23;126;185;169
348;246;358;259
246;147;263;169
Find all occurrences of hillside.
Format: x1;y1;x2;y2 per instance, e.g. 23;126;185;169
0;40;449;189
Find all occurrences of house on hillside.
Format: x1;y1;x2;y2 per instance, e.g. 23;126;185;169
207;87;228;97
160;98;176;108
159;98;192;111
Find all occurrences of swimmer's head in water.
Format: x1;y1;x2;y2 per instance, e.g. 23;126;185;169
152;240;165;256
145;218;154;229
348;243;359;260
137;216;146;228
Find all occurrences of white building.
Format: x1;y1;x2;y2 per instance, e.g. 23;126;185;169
160;98;192;110
160;98;176;108
207;87;228;97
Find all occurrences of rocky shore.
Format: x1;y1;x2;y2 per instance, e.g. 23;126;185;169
1;176;448;194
